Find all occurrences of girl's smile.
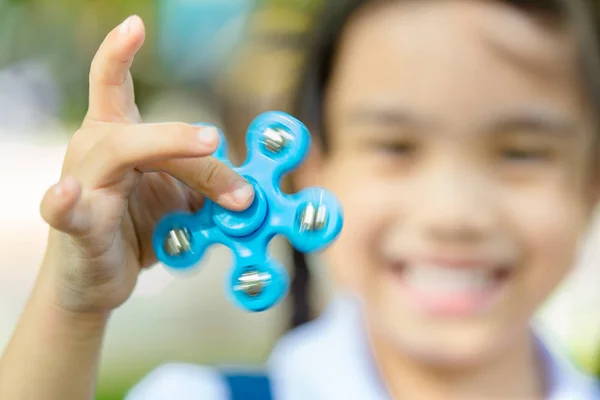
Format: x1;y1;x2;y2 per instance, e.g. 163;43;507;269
387;256;514;317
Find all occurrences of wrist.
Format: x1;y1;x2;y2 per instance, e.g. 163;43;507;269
30;284;110;345
35;259;111;329
0;260;109;400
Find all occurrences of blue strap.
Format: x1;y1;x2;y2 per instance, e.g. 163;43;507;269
221;371;273;400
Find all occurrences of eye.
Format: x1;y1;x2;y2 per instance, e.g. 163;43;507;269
500;146;551;163
373;140;417;156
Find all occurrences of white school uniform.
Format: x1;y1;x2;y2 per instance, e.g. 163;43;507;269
126;296;600;400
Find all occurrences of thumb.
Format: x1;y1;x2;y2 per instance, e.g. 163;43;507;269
40;177;91;236
85;15;145;123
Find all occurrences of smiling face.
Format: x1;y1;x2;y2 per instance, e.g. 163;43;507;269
297;0;598;365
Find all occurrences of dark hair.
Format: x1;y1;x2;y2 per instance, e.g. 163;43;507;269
296;0;600;147
289;0;600;330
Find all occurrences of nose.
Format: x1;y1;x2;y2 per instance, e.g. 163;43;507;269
410;160;497;245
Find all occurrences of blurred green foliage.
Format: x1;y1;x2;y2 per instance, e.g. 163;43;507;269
0;0;161;124
0;0;322;125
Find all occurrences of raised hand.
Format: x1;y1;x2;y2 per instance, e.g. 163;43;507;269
39;15;255;314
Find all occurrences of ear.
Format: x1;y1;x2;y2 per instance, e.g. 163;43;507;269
291;139;325;191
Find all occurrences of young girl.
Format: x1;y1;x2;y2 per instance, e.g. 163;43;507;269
1;0;600;399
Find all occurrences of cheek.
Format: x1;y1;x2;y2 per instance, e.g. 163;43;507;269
508;185;587;307
320;158;391;291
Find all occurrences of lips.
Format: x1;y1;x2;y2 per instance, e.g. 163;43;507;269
388;257;514;317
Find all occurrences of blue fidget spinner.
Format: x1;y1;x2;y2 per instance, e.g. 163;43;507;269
152;111;344;312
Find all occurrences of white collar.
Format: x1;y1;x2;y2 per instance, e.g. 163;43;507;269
268;296;599;400
533;320;600;400
268;295;388;400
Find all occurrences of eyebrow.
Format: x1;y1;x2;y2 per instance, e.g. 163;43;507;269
346;106;431;129
345;105;576;136
488;108;577;136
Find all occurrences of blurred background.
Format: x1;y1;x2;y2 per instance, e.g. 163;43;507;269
0;0;598;399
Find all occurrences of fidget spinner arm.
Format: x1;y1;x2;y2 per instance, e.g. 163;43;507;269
152;111;344;312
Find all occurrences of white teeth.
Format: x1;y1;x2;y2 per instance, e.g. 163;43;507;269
404;263;492;294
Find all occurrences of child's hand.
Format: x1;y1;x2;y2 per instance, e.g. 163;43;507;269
38;15;254;314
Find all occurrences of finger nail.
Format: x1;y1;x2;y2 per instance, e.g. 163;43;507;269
230;180;254;205
198;127;219;146
53;177;77;197
53;181;65;197
119;16;133;35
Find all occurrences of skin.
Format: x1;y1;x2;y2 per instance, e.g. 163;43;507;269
0;16;254;399
296;1;597;399
0;2;597;400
